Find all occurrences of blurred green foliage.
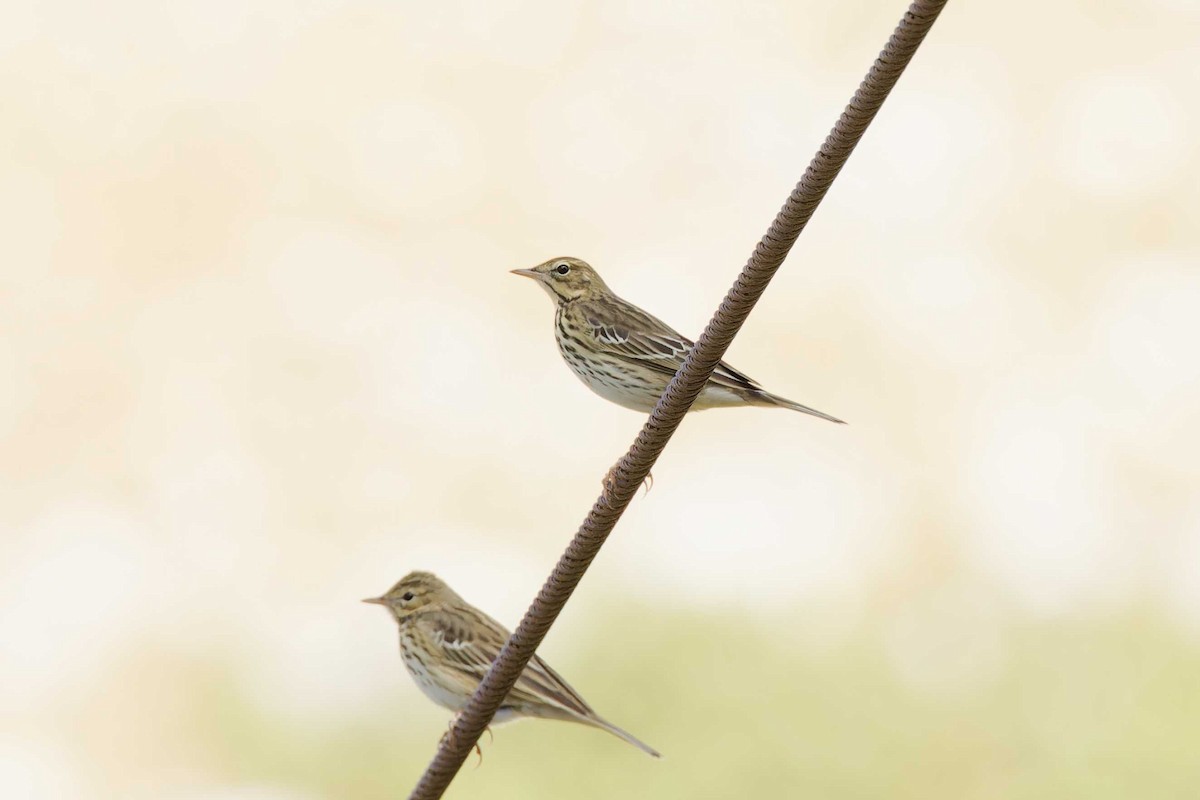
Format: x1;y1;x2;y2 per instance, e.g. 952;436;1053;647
170;608;1200;799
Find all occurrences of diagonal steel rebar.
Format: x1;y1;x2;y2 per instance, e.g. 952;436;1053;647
408;2;949;797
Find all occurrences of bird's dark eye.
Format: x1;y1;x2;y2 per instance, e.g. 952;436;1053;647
401;592;415;602
554;263;570;275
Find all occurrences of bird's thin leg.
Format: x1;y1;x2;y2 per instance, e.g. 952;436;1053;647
602;465;653;495
440;715;484;766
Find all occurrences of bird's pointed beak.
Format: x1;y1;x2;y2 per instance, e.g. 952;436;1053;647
510;268;540;280
362;597;387;606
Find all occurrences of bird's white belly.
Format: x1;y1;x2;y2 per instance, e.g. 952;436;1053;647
561;350;740;411
558;350;658;411
401;635;522;724
402;648;464;711
574;370;656;411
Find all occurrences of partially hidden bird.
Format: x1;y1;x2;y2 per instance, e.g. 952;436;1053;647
364;571;660;758
511;257;844;423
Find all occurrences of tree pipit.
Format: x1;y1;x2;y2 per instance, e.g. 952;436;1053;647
364;571;660;758
512;257;844;423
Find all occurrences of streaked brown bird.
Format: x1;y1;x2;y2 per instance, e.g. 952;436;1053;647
511;257;844;423
364;571;660;758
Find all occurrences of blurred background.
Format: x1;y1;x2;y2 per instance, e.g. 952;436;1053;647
3;1;1199;797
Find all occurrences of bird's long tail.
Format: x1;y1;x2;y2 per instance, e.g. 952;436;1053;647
755;390;846;424
586;715;662;758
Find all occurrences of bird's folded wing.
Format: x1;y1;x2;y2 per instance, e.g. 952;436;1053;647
425;610;595;718
583;302;764;392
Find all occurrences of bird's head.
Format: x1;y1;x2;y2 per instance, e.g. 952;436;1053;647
362;571;458;622
511;257;610;303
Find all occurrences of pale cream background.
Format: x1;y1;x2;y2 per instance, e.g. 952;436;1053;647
3;1;1199;798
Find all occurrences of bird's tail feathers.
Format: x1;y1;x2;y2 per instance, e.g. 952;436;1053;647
756;391;846;424
587;715;662;758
